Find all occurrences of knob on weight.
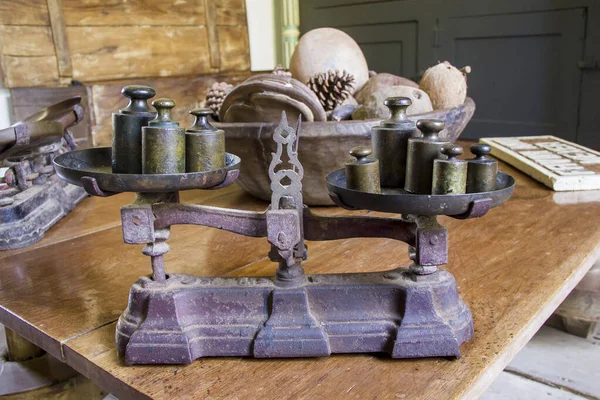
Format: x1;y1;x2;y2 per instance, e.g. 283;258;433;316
381;97;411;127
120;85;156;115
349;146;372;163
150;98;178;127
441;144;463;159
188;108;217;132
416;119;445;140
470;143;492;159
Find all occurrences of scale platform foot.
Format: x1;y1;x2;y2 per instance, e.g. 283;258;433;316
116;269;473;364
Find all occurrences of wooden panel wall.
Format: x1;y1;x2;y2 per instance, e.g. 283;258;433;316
0;0;250;88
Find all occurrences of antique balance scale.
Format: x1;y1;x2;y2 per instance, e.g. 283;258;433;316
53;86;514;365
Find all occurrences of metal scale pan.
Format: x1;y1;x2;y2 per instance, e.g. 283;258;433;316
53;147;241;194
326;168;515;216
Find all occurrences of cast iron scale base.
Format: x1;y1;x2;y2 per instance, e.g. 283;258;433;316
53;114;514;364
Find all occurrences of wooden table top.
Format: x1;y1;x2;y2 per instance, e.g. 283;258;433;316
0;161;598;400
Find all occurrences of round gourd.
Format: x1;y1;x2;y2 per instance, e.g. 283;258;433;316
290;28;369;93
419;61;469;110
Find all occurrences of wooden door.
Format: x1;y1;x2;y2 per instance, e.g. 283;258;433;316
438;9;585;141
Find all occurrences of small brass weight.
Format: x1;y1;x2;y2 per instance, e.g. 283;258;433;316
53;90;515;365
432;144;467;195
345;146;381;193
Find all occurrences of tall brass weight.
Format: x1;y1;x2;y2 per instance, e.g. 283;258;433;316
405;119;448;194
371;97;416;188
142;98;185;174
112;85;156;173
186;109;225;172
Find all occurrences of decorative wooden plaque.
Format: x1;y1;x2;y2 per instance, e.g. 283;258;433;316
481;136;600;191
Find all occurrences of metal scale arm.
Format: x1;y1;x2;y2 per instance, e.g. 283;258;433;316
119;112;435;284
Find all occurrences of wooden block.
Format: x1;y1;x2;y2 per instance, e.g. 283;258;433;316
215;0;247;25
0;26;59;87
0;26;55;56
506;326;600;399
1;55;59;88
61;0;206;26
89;73;249;147
217;25;250;71
48;0;73;77
68;26;213;82
0;0;50;26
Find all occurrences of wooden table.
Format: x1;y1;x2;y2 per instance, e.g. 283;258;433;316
0;161;598;400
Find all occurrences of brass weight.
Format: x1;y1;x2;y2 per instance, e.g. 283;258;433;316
112;85;156;173
432;144;467;195
467;143;498;193
371;97;416;188
404;119;448;194
345;146;381;194
186;109;225;172
141;98;185;174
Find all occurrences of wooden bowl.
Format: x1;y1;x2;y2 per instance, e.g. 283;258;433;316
217;98;475;206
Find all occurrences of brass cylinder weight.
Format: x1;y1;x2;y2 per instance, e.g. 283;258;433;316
186;109;225;172
112;85;157;173
404;119;448;194
141;98;185;174
371;97;416;188
432;144;467;195
467;144;498;193
345;146;381;194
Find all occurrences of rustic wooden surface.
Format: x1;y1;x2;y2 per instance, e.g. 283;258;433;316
0;157;598;399
0;0;250;88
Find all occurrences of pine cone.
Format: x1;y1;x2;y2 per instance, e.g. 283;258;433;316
272;64;292;77
307;70;355;111
205;81;233;119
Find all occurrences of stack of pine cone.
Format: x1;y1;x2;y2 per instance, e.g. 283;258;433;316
307;70;355;112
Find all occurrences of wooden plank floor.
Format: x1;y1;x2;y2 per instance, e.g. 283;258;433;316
484;326;600;400
0;158;598;399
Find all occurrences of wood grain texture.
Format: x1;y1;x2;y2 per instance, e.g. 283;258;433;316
0;0;250;87
217;25;251;71
1;157;599;399
0;0;50;26
61;0;206;26
0;25;59;87
1;55;59;87
68;26;212;82
89;73;249;147
0;26;55;56
215;0;247;25
204;0;221;69
47;0;73;77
